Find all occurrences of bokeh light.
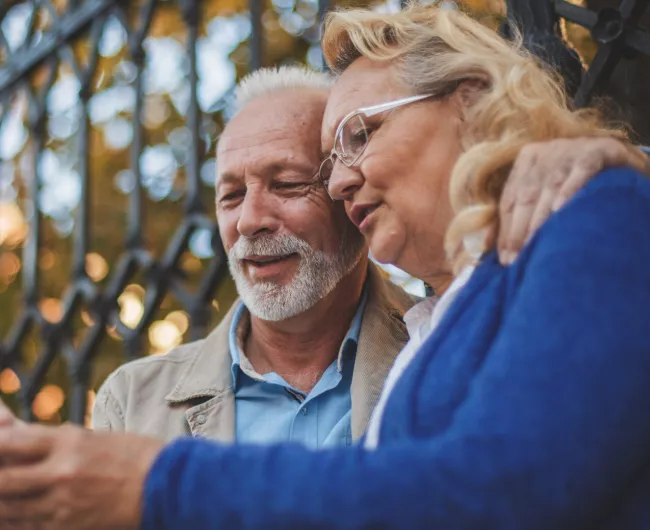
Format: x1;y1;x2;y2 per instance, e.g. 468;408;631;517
149;320;183;354
85;389;96;429
166;310;189;334
0;251;21;284
0;368;21;394
39;298;63;323
118;291;144;329
0;202;28;247
32;384;65;420
86;252;109;282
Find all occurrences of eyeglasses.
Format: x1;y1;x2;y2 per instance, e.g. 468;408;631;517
318;82;464;199
318;94;434;198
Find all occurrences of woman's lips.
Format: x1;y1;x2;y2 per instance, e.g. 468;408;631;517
349;203;380;232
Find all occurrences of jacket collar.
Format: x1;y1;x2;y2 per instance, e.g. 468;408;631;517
165;302;238;404
350;262;412;439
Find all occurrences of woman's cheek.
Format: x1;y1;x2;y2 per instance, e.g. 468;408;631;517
367;212;406;266
361;154;393;189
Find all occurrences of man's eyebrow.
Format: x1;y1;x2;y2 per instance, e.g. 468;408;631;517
215;173;241;188
266;161;320;176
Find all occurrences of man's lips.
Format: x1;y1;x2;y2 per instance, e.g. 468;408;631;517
349;203;381;230
242;254;297;267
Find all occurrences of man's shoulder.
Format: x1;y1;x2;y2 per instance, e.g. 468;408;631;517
107;339;206;385
368;262;421;314
99;308;235;400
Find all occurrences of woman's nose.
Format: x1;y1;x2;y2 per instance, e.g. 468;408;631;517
328;160;364;201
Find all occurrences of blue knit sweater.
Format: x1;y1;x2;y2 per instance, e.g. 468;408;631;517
142;168;650;530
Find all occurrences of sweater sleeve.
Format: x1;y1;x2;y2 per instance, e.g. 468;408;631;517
142;168;650;530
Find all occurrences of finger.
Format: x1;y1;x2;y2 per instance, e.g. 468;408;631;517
500;155;547;264
552;156;604;212
500;192;538;265
643;149;650;175
604;142;648;173
0;495;52;521
596;138;647;173
1;521;42;530
0;463;53;497
524;185;557;245
0;426;52;461
498;147;537;256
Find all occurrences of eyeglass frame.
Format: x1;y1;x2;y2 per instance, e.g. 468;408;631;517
318;81;464;199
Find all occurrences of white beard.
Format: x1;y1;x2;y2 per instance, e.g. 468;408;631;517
228;228;365;322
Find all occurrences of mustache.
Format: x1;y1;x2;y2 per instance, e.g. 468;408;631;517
229;234;312;261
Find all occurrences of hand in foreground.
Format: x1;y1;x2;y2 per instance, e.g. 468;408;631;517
0;423;165;530
498;137;649;265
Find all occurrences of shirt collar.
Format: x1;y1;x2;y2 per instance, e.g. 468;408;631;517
403;265;476;344
337;281;368;372
228;282;370;390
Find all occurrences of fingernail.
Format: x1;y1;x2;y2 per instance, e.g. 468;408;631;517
552;195;567;212
500;250;514;266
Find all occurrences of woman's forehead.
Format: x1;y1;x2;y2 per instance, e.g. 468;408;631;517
322;58;406;141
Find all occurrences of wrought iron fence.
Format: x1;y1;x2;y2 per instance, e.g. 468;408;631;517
0;0;648;426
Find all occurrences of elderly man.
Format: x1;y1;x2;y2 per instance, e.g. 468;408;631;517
91;67;415;446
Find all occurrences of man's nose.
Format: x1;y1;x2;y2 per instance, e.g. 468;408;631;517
328;160;364;201
236;189;280;238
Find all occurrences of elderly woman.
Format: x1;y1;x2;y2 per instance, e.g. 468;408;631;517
318;5;650;456
1;6;650;530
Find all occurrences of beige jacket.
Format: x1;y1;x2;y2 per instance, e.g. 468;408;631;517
92;263;416;442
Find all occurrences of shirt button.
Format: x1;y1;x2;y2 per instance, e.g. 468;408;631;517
196;414;207;425
301;407;308;416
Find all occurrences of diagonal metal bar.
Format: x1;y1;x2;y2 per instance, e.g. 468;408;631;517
626;26;650;55
71;15;105;278
554;0;598;29
573;0;649;107
181;0;203;215
506;0;583;94
0;0;116;98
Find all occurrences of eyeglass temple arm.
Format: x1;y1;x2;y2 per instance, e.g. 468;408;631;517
359;94;434;118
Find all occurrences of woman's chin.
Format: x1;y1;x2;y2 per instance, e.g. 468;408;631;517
368;234;404;268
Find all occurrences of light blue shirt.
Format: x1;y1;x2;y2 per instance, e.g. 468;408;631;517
228;287;368;448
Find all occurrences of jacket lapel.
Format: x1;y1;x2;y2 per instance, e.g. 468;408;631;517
165;302;240;442
350;264;415;440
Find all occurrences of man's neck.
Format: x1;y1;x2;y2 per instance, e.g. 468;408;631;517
244;257;368;394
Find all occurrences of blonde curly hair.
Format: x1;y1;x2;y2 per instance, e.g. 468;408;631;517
321;3;630;273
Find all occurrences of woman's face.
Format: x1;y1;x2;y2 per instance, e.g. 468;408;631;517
322;57;464;284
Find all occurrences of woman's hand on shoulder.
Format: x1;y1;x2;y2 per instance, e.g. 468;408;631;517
497;137;649;265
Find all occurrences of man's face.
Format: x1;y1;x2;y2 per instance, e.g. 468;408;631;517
216;89;366;321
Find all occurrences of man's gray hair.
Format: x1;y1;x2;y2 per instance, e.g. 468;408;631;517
233;65;333;114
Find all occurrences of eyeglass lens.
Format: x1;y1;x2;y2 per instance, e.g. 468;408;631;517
337;115;369;164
